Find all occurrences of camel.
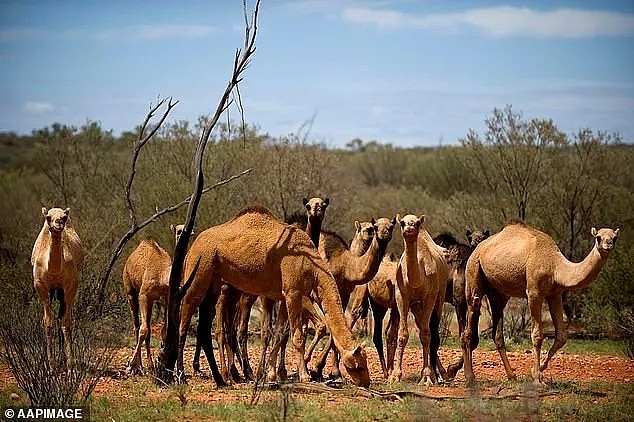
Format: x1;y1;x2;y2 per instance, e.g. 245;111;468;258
311;217;395;379
462;221;619;386
31;207;84;368
433;230;489;381
389;214;449;386
178;206;370;387
123;224;184;375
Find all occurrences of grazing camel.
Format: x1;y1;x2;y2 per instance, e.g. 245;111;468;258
433;230;489;381
389;214;449;386
311;217;395;379
31;207;83;368
123;224;183;374
178;206;370;387
210;197;331;384
462;221;619;386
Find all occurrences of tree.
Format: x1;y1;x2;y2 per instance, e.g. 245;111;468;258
461;105;566;221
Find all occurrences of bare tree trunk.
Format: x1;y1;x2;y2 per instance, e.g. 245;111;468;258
155;0;261;385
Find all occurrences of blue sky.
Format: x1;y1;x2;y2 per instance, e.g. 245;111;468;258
1;0;633;147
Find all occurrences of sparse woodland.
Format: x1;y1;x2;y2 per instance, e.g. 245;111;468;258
0;110;631;342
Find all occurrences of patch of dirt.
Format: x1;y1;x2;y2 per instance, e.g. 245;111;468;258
2;338;633;406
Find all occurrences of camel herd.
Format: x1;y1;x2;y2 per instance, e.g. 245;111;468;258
31;200;619;389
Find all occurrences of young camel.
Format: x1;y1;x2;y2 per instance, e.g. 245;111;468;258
462;221;619;386
31;207;84;368
178;206;370;387
389;214;449;386
123;224;184;375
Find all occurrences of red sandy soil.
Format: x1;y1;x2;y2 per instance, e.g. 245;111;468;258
2;333;633;405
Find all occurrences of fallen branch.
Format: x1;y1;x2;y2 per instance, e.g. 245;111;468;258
266;382;559;402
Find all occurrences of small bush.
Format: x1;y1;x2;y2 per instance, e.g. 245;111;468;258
0;299;118;407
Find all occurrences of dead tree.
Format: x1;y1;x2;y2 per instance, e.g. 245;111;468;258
156;0;261;385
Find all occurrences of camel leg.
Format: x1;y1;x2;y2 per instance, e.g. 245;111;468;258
236;293;256;381
410;301;435;386
255;297;274;382
129;294;150;374
35;284;55;364
266;302;288;383
488;290;515;380
347;285;369;331
541;294;567;372
388;288;409;383
197;289;226;386
527;293;545;385
446;275;467;381
369;297;389;378
303;298;327;364
285;291;310;383
385;305;399;377
126;291;140;346
60;288;75;370
462;262;485;388
144;299;156;374
215;285;231;383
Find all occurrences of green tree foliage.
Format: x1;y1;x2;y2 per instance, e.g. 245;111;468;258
0;107;631;342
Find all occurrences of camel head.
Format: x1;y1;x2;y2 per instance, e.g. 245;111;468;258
354;220;375;243
341;345;370;387
591;227;619;256
372;216;396;243
396;214;423;242
466;229;490;249
170;224;190;244
303;197;329;221
42;207;70;233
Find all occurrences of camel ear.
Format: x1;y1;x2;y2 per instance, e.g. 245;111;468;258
324;197;330;206
354;220;361;232
391;216;397;226
614;228;620;237
396;214;401;225
466;229;472;238
41;207;47;218
371;217;376;225
64;208;71;216
591;227;598;237
484;230;490;237
302;197;309;207
419;214;426;224
170;224;176;234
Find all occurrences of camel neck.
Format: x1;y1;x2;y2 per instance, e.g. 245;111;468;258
315;271;358;351
46;229;64;275
556;245;608;290
306;217;322;249
403;237;422;287
344;235;383;286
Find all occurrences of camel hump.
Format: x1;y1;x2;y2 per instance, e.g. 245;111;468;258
285;212;308;229
504;219;527;228
233;205;278;219
433;232;458;248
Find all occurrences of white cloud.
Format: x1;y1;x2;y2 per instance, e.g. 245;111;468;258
23;101;54;115
342;6;634;38
94;24;216;42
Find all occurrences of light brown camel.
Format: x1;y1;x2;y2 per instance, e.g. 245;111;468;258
178;206;370;387
462;221;619;386
211;197;331;384
389;214;449;385
312;217;395;379
123;224;184;375
433;230;489;381
31;207;84;368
